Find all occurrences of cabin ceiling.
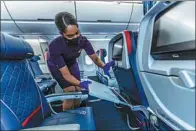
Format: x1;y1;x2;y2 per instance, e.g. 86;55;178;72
1;1;143;41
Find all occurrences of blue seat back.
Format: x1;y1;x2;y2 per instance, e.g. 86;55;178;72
111;31;148;107
96;49;106;84
0;33;51;130
96;49;107;63
96;49;118;87
28;55;44;77
109;30;149;129
99;49;107;63
126;31;148;107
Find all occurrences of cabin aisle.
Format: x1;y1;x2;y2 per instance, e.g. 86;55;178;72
87;97;130;130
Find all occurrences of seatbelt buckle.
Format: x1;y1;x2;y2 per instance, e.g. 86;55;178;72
81;89;89;94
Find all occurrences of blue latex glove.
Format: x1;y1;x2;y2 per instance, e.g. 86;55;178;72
103;60;115;78
79;81;92;90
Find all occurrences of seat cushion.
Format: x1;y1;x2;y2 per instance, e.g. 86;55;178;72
41;107;95;130
21;124;80;130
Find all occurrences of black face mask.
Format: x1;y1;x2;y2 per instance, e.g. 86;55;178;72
66;36;80;45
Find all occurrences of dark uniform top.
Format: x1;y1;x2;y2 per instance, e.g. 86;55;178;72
47;36;95;89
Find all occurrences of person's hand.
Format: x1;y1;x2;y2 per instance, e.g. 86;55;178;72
102;60;115;78
79;81;92;90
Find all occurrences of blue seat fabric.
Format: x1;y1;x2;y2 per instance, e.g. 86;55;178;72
41;107;95;130
0;33;95;130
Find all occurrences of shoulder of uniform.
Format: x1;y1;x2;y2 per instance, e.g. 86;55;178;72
80;35;89;43
49;36;63;46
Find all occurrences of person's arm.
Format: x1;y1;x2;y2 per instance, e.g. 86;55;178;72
59;67;91;90
82;36;114;77
89;54;105;68
82;36;105;68
59;66;80;86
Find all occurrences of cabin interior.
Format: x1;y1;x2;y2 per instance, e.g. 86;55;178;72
1;1;195;131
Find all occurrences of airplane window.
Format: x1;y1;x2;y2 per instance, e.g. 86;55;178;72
112;37;123;61
25;39;45;64
85;55;93;65
151;1;195;60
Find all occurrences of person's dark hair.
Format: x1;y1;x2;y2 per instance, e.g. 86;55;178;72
55;12;78;34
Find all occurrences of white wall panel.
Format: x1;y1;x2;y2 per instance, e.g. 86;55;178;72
1;21;22;34
1;1;11;19
131;4;144;22
79;22;127;33
14;21;127;35
76;1;133;22
4;1;75;20
15;21;58;34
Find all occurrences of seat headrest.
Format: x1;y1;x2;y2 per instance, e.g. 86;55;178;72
100;49;107;57
96;50;100;56
1;33;34;60
30;55;41;62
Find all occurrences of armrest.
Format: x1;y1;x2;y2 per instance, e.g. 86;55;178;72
35;75;52;80
38;83;52;91
20;124;80;130
46;92;88;103
34;78;42;83
37;80;57;91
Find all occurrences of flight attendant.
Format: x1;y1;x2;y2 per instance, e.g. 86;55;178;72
47;12;115;110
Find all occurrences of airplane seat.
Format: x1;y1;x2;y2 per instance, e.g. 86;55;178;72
29;55;51;80
108;30;149;129
109;31;137;104
28;55;57;95
95;49;107;84
0;33;96;130
110;30;148;106
96;49;118;87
